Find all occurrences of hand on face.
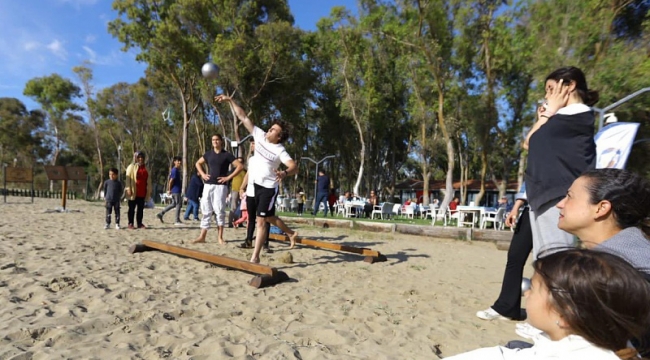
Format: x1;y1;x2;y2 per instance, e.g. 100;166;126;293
545;79;571;114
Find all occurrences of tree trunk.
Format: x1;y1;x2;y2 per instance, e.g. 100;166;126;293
437;91;454;211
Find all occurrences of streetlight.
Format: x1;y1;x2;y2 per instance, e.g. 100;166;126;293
224;134;253;158
301;155;336;201
117;145;122;181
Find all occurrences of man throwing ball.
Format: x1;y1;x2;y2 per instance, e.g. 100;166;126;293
215;94;299;263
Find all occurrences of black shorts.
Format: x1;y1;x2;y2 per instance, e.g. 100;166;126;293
254;184;278;218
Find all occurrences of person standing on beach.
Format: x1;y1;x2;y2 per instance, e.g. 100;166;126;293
183;170;204;222
215;94;299;263
125;151;152;229
157;156;183;225
313;170;330;216
103;167;123;230
191;134;243;244
228;157;247;227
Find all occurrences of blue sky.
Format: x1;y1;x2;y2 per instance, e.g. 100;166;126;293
0;0;357;110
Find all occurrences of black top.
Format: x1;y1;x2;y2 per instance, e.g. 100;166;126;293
203;150;235;185
103;179;123;202
316;174;330;193
525;111;596;211
185;174;204;202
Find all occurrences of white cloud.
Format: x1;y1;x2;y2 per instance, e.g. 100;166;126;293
24;41;41;51
46;39;68;60
85;34;96;43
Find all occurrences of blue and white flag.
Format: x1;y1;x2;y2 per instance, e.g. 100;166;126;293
594;122;640;169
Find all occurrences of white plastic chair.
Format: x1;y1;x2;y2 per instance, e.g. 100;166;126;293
371;202;393;220
392;203;402;218
160;193;172;205
290;199;298;212
336;201;346;217
481;207;506;230
278;198;290;212
403;205;415;219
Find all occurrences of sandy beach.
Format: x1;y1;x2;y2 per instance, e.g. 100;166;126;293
0;197;533;359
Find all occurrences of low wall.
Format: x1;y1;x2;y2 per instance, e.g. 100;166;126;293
284;217;513;250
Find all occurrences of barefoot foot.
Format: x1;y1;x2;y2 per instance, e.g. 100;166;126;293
190;237;206;244
289;231;298;249
250;256;260;264
218;238;226;245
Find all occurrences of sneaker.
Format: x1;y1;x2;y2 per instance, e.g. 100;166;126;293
183;218;190;221
156;213;164;223
193;218;200;222
128;224;135;230
174;222;183;226
138;224;147;229
515;322;544;340
263;246;273;254
104;224;110;230
115;224;121;230
476;307;507;321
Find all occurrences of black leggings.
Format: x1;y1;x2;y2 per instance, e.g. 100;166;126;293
246;195;270;246
491;206;532;319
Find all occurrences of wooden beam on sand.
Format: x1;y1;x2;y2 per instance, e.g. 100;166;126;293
268;234;387;263
129;240;289;288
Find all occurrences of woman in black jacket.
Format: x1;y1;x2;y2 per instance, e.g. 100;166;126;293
523;66;599;258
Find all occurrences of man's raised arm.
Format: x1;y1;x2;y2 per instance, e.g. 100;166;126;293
214;94;254;134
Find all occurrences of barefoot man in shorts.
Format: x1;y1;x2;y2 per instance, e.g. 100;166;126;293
215;94;299;263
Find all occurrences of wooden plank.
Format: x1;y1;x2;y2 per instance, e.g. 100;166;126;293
140;240;276;276
268;233;382;257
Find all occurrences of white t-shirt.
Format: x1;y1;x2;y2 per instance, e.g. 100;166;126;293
445;335;618;360
251;126;292;188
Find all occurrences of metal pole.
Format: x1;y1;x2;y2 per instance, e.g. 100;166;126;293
118;145;122;182
314;162;319;207
593;87;650;130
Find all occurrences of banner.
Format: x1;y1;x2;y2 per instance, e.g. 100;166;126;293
594;122;640;169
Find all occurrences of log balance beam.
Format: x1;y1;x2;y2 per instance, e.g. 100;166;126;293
129;240;289;288
268;234;387;264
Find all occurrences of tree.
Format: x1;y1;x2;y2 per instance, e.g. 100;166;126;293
0;98;47;166
73;63;106;198
23;74;82;167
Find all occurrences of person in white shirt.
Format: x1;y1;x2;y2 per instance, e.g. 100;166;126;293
446;249;650;360
215;94;299;263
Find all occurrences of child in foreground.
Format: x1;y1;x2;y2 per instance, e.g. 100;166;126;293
446;249;650;359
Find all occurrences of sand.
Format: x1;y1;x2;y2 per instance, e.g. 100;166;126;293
0;197;532;359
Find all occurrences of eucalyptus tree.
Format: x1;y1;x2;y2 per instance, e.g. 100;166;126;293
109;0;213;193
94;80;173;186
23;74;83;167
384;0;461;210
73;63;106;198
0;98;47;166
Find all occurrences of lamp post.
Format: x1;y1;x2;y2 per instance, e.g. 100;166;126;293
301;155;336;202
224;134;253;158
117;145;122;181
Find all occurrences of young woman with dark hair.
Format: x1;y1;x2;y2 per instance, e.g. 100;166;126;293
448;250;650;359
523;66;599;258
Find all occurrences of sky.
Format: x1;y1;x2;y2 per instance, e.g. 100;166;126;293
0;0;358;110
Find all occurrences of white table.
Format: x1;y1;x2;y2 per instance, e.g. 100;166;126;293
344;201;365;218
456;206;495;228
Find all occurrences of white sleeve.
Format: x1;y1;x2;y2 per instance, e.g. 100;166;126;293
444;346;521;360
253;126;265;143
279;150;292;165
